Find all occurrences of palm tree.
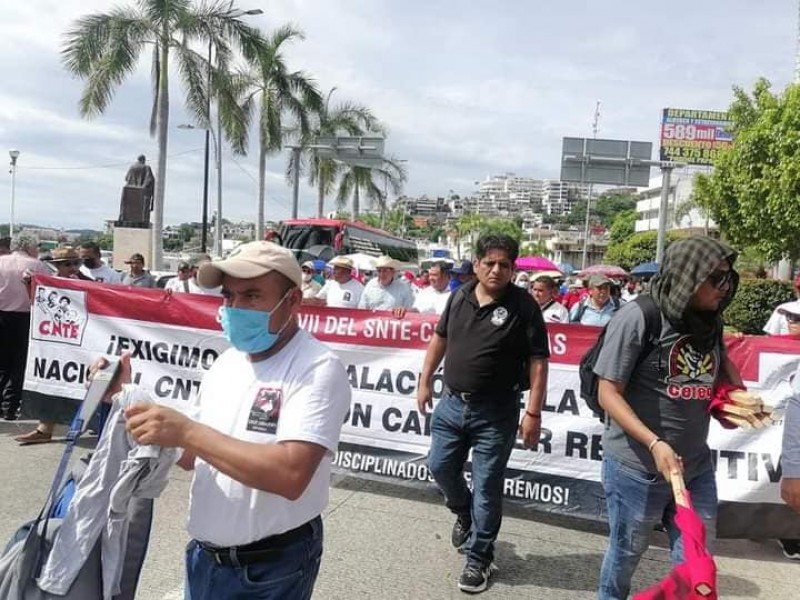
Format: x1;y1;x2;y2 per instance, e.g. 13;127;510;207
61;0;263;268
223;25;322;239
335;157;408;221
296;88;382;218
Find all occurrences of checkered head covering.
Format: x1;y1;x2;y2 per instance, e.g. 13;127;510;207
649;236;738;351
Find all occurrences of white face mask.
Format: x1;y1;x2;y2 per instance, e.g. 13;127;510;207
302;273;312;283
515;280;529;289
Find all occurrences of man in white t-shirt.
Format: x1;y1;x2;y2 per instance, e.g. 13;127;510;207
412;261;451;315
164;261;198;293
78;241;123;284
300;261;322;299
310;256;364;308
764;276;800;336
530;275;569;324
100;241;351;600
358;256;414;311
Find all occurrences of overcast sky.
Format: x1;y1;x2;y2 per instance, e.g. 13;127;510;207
0;0;796;231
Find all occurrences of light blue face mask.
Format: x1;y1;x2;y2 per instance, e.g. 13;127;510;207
217;291;291;354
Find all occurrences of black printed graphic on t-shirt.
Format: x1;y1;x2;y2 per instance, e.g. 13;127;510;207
247;387;282;434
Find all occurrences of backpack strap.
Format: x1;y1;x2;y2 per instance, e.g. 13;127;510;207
631;295;662;370
572;299;588;323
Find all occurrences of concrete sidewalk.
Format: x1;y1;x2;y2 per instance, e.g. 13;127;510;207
0;420;796;599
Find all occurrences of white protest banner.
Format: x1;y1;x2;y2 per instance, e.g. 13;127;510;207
23;275;800;538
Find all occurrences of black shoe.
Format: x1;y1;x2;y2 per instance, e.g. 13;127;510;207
458;562;497;594
778;539;800;560
2;410;18;421
451;515;471;550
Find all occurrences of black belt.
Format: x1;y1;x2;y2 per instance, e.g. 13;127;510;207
197;517;317;567
446;386;519;403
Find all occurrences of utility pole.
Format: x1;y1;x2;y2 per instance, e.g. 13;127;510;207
580;100;601;269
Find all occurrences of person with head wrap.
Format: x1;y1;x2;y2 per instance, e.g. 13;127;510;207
592;236;744;600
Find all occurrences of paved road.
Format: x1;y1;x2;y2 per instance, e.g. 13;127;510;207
0;420;796;599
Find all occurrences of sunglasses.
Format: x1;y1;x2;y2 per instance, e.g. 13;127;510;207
54;260;80;267
785;313;800;323
706;270;733;289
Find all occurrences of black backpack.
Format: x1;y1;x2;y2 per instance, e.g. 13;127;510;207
578;295;662;422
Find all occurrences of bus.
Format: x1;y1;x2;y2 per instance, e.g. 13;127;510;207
279;219;419;264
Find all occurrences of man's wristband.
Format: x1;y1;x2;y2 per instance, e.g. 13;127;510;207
525;410;541;419
647;438;663;453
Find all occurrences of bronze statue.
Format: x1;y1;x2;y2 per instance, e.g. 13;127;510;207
117;155;155;227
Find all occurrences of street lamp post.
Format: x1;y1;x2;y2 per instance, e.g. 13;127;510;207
200;8;263;254
8;150;19;237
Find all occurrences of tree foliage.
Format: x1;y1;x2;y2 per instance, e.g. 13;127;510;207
724;279;796;334
608;209;637;246
604;230;681;271
693;78;800;262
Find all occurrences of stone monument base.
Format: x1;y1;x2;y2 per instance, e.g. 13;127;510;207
113;226;153;271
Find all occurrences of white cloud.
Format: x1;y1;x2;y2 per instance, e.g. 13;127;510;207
0;0;797;230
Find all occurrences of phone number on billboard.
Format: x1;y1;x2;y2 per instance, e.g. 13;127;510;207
659;145;722;165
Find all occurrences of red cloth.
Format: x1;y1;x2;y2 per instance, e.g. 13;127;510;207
708;383;746;429
634;492;717;600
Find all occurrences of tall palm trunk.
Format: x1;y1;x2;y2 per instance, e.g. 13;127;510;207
152;28;170;270
257;144;266;240
352;184;360;220
316;171;325;218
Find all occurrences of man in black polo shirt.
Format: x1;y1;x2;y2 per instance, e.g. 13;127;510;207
418;234;550;594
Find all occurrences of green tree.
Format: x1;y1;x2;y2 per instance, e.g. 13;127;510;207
608;209;637;245
454;213;486;259
225;25;322;239
520;240;548;257
335;157;407;220
478;219;522;243
594;192;637;226
294;88;382;218
62;0;264;268
693;78;800;262
604;230;681;270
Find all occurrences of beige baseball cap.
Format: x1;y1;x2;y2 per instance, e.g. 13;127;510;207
329;256;354;270
198;241;302;288
375;255;400;270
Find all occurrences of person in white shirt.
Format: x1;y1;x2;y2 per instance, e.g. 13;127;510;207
300;261;322;300
92;241;351;600
621;279;640;303
78;241;123;284
310;256;364;308
530;275;569;324
413;262;452;315
358;256;414;310
764;276;800;336
164;261;199;294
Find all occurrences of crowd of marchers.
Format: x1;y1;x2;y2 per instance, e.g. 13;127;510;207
2;231;800;599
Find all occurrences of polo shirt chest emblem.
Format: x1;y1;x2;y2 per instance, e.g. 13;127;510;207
490;306;508;326
247;387;282;434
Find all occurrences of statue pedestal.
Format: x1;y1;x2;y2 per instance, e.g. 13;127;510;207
113;226;153;271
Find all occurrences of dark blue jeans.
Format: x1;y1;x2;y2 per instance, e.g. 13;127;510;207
598;455;717;600
427;390;519;567
184;517;323;600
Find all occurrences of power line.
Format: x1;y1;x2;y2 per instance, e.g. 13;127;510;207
21;147;204;170
226;154;293;214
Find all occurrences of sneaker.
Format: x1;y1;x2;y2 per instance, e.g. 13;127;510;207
778;539;800;560
451;515;471;550
458;562;497;594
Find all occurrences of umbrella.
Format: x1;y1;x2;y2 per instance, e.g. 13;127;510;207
631;261;660;277
634;473;717;599
516;256;560;271
578;264;629;279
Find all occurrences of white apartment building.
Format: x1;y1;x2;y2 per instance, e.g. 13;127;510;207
635;170;716;233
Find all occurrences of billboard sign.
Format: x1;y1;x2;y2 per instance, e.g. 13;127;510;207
560;137;652;187
659;108;733;166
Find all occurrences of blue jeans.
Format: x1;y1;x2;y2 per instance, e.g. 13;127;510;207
598;455;717;600
427;390;519;567
184;517;323;600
